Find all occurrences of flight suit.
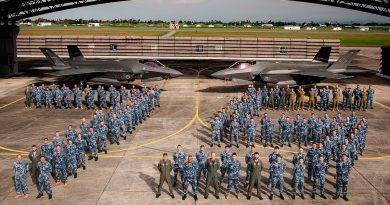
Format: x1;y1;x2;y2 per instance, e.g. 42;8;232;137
247;160;263;198
204;158;220;197
157;159;174;196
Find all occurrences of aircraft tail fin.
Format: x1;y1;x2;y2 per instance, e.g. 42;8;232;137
39;48;66;66
313;46;331;63
67;45;85;61
327;50;360;71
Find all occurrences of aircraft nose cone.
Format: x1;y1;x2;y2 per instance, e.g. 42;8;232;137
211;70;225;79
169;69;183;78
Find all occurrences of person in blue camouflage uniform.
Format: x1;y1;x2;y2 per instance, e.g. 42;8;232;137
291;157;305;199
255;88;262;113
244;146;255;187
119;85;128;102
87;88;95;109
64;87;73;109
35;84;43;108
319;88;328;111
353;85;361;109
225;152;241;199
268;146;280;165
293;147;307;166
220;108;228;137
210;116;222;147
52;145;67;186
316;142;327;164
261;86;268;107
307;143;319;181
109;114;121;145
322;113;331;137
308;113;316;142
13;155;30;197
36;156;53;199
281;117;292;147
182;155;198;201
293;114;302;142
330;131;339;161
86;127;98;161
349;133;359;166
278;113;286;141
66;139;78;178
97;85;107;109
52;131;65;151
220;146;232;182
154;85;161;107
246;118;256;148
74;133;86;170
124;105;133;134
54;87;62;109
30;83;37;106
268;155;286;200
322;135;332;163
116;109;127;140
95;121;108;154
334;154;352;201
97;109;106;123
298;118;309;147
72;84;78;104
274;85;281;108
74;87;83;109
366;85;374;109
65;125;77;144
229;118;240;147
41;138;54;163
264;117;274;147
195;145;208;185
312;155;328;199
260;113;267;142
80;117;89;140
44;87;53;108
173;145;186;187
313;118;324;144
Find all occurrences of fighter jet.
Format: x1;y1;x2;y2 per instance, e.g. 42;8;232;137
211;47;369;85
38;45;182;84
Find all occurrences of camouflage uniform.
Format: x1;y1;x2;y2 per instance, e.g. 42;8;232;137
226;160;241;194
195;150;209;184
53;151;67;183
269;161;286;195
37;161;52;196
291;163;305;197
312;161;329;195
173;151;186;186
182;161;198;196
13;160;30;195
210;119;222;146
66;143;77;176
220;151;232;181
74;137;86;168
335;160;352;197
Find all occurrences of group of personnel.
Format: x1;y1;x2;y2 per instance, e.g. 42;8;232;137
14;84;163;199
219;84;375;112
25;83;161;111
157;139;364;201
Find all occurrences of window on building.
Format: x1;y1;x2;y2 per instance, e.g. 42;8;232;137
279;46;288;54
196;45;204;52
110;44;117;51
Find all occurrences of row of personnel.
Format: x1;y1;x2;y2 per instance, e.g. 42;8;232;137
25;83;161;110
157;144;355;201
13;89;163;199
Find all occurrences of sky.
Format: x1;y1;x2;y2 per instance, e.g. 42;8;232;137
35;0;390;23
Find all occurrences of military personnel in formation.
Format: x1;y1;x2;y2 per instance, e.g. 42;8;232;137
367;85;374;109
267;88;275;110
210;116;222;147
291;157;305;199
28;145;41;185
281;116;293;147
353;85;361;109
53;145;68;187
264;117;275;147
225;152;241;199
246;118;256;148
195;145;208;185
220;146;232;182
293;147;307;166
308;88;315;111
247;152;263;200
36;156;53;199
268;146;281;165
74;133;86;170
74;87;83;109
307;143;319;182
65;125;77;143
289;88;296;111
156;153;174;199
41;138;54;164
360;87;368;111
173;145;186;187
87;127;99;161
297;88;305;111
14;155;30;198
66;139;78;178
319;88;328;111
25;84;33;108
229;117;239;147
244;146;255;187
268;155;286;200
312;155;328;199
260;113;268;142
182;155;198;201
345;87;353;110
298;118;308;147
204;152;220;199
333;87;341;111
87;88;95;109
97;121;109;154
334;154;352;201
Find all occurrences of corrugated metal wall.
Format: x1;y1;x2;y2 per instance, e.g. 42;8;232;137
17;36;340;59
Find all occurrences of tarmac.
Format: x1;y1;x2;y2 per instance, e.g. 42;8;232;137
0;48;389;205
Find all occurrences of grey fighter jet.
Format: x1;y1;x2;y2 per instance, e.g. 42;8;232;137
211;47;369;85
39;45;182;84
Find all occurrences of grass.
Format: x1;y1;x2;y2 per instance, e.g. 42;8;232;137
19;26;390;47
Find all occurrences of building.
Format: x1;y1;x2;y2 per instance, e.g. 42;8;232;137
208;24;215;28
88;23;100;27
284;25;301;30
37;22;52;27
261;24;274;27
169;22;179;30
195;24;202;28
19;22;32;26
360;27;369;31
305;27;317;30
244;24;252;28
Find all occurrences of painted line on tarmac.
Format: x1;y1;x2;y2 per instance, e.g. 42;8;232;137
0;97;25;109
0;146;29;154
374;101;390;111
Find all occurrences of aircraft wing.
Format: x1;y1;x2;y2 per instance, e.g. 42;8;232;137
47;68;128;76
294;70;352;79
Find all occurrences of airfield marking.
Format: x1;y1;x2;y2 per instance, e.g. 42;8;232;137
0;97;25;110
